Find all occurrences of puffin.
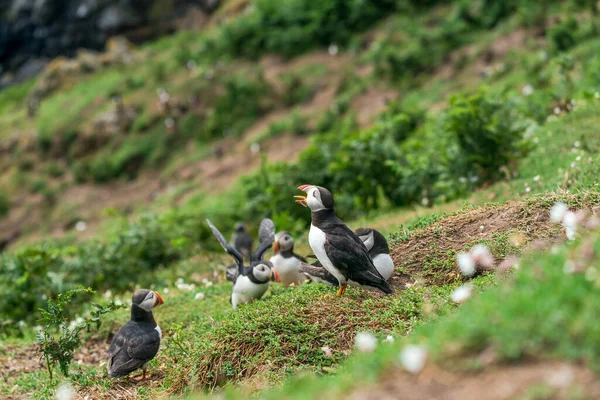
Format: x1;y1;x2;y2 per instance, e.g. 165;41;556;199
295;185;392;296
301;227;394;285
108;289;164;380
231;222;253;261
208;218;280;309
270;231;308;287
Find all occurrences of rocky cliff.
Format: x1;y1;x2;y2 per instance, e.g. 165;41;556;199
0;0;220;87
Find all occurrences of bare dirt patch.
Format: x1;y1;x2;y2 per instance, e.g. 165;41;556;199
350;361;600;400
350;87;398;128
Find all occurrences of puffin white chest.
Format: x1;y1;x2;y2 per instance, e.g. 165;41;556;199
373;253;394;281
308;224;345;284
231;275;269;309
270;253;304;286
155;325;162;340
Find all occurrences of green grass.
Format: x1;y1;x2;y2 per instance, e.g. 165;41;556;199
223;228;600;400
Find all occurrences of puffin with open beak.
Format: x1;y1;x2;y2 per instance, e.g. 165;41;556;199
295;185;393;296
270;231;308;287
108;289;164;380
301;227;394;285
208;218;280;309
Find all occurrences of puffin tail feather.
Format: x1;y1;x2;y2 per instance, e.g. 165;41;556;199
375;280;393;295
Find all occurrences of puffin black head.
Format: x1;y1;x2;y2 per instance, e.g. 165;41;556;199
234;222;246;233
355;227;390;254
132;289;164;313
295;185;335;211
273;231;294;254
251;261;279;283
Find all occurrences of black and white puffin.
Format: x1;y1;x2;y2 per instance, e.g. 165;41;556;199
208;218;280;309
301;227;394;285
294;185;392;296
270;231;308;287
231;222;253;261
108;289;164;380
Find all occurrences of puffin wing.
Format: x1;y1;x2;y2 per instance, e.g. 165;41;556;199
300;262;338;286
292;252;308;263
207;219;244;272
226;264;239;282
324;228;392;294
108;325;160;377
252;218;275;262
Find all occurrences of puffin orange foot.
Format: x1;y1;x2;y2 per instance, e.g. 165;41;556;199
336;283;347;297
131;371;147;381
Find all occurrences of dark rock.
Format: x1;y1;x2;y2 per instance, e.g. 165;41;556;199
97;4;141;33
0;0;222;87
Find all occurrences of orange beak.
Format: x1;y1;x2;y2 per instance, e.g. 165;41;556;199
153;292;164;307
296;184;312;207
272;270;280;282
294;195;308;207
273;240;280;253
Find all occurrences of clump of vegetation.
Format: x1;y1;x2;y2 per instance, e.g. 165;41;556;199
445;90;532;182
37;286;124;380
0;211;218;329
238;89;532;222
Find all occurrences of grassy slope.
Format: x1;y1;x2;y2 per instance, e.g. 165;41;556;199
3;3;600;400
4;98;600;398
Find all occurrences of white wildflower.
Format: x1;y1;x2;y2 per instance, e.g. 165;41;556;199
328;44;339;56
565;227;576;241
471;244;494;268
158;90;170;104
533;175;541;182
114;299;123;306
75;221;87;232
68;317;85;331
457;253;476;276
250;143;261;153
521;84;534;96
400;345;428;374
55;382;75;400
103;290;112;299
165;118;176;129
384;335;394;344
163;288;170;294
525;187;531;193
186;60;197;70
194;292;205;301
177;282;195;292
574;141;581;148
563;211;578;240
321;346;333;357
498;255;520;272
564;260;576;274
550;202;568;223
459;176;467;184
554;107;561;115
354;332;377;353
421;197;429;206
451;284;474;304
